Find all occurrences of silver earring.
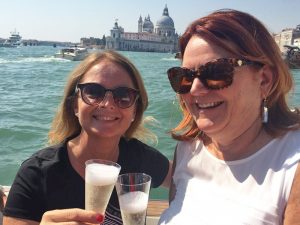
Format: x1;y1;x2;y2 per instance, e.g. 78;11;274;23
262;98;268;124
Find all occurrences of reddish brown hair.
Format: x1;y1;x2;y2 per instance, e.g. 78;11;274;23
171;9;299;141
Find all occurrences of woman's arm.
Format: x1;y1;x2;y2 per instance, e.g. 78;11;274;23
283;163;300;224
169;145;177;203
3;216;39;225
4;209;103;225
161;160;173;188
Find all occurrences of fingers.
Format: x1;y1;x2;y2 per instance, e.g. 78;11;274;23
41;208;104;224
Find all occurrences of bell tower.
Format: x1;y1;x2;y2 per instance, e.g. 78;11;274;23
138;15;143;33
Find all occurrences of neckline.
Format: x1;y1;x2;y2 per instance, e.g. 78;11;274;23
63;137;124;182
202;137;277;165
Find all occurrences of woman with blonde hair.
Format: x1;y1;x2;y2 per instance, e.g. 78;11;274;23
4;50;171;225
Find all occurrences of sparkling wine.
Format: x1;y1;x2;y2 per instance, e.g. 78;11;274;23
119;191;149;225
85;163;120;214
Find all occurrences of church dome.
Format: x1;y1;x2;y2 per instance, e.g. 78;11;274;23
143;20;154;29
156;16;174;28
142;15;154;32
156;5;174;28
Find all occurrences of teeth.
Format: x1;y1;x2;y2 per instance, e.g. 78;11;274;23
101;117;115;120
94;115;117;121
196;102;221;109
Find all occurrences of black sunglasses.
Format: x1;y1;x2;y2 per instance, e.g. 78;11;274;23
75;83;139;109
167;58;263;94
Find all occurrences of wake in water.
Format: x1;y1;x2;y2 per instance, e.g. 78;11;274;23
161;57;179;61
0;56;71;64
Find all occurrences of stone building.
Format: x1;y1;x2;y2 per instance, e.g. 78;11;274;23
274;24;300;51
106;5;179;53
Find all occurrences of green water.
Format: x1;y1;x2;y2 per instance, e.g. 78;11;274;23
0;46;299;199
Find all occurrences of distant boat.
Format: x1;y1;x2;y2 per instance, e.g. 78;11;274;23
0;30;22;47
54;47;89;61
174;52;181;59
283;45;300;69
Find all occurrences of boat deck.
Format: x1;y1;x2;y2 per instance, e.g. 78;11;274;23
147;200;168;225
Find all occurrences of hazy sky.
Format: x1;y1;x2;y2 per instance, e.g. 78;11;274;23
0;0;299;42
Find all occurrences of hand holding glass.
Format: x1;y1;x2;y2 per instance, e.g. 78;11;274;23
116;173;152;225
85;159;121;215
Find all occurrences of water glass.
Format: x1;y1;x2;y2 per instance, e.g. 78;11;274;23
116;173;152;225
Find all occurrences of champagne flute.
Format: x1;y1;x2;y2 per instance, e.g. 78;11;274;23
85;159;121;215
116;173;152;225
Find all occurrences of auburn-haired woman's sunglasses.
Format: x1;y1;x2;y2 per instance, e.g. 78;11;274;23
167;58;263;94
76;83;139;109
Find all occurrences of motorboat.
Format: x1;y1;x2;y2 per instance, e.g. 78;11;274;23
174;52;181;59
54;47;89;61
0;30;22;47
283;45;300;69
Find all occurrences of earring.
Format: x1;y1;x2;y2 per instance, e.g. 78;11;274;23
262;98;268;124
131;118;135;122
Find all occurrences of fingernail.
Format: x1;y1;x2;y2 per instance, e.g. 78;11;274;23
96;214;104;223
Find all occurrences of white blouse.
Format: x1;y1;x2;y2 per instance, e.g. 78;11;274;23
159;130;300;225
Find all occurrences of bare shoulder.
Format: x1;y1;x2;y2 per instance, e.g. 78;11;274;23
3;216;39;225
283;163;300;225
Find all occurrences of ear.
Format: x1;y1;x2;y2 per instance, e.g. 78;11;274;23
74;98;79;117
132;107;137;122
259;65;274;98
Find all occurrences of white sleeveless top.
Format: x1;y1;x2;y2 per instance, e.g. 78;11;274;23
159;130;300;225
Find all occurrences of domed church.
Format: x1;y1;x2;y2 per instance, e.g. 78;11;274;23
155;6;175;37
106;5;179;53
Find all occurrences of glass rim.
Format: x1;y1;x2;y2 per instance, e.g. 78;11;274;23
117;172;152;186
85;159;121;169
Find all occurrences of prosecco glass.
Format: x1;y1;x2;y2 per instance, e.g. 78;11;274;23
85;159;121;215
116;173;152;225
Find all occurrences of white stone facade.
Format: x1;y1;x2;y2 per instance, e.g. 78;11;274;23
106;5;179;53
273;25;300;52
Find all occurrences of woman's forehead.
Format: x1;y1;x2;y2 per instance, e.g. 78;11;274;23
81;61;134;86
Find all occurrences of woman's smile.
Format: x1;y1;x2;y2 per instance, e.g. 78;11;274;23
92;114;119;121
195;100;223;109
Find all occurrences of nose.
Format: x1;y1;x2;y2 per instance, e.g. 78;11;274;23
189;78;209;96
98;91;116;109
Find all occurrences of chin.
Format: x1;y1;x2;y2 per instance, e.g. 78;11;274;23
195;117;214;128
88;128;121;138
196;118;224;136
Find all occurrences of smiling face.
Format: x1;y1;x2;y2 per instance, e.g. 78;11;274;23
181;36;264;141
74;60;137;140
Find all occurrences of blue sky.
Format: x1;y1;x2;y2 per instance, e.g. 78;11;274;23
0;0;299;42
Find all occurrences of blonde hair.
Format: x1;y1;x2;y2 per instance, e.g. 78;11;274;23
48;50;156;145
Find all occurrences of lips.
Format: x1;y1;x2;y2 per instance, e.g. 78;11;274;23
92;115;119;121
195;101;223;109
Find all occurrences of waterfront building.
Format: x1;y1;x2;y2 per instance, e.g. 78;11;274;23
274;25;300;51
80;36;106;48
106;5;179;53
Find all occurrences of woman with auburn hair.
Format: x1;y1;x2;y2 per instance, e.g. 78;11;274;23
4;50;171;225
159;9;300;225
